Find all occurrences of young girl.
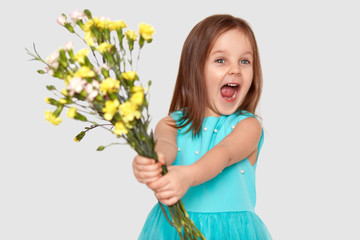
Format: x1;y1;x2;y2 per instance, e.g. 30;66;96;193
132;14;272;239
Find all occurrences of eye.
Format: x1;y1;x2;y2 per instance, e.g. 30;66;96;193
215;58;225;63
240;59;250;64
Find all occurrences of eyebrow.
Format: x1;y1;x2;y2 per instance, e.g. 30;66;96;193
210;50;253;56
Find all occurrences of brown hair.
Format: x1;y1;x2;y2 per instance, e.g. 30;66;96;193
169;14;263;135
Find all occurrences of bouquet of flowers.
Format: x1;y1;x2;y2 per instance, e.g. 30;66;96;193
26;9;205;240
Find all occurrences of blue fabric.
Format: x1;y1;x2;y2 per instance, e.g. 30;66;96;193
139;111;271;239
139;204;272;240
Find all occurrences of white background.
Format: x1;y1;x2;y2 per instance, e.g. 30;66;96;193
1;0;359;239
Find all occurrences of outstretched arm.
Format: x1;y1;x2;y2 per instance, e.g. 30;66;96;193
149;117;262;205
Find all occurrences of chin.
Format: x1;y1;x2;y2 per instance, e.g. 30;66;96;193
215;106;240;116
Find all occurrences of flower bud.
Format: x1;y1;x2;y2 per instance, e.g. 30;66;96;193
74;131;85;142
57;15;66;26
64;41;74;51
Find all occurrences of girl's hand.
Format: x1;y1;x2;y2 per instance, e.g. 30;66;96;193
147;165;193;206
132;153;165;185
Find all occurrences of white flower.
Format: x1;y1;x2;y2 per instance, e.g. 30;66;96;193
64;41;74;51
85;81;99;101
67;77;87;96
69;10;86;26
57;15;66;26
46;50;60;69
45;66;54;76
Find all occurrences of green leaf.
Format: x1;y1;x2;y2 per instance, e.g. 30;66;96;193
46;85;56;91
76;20;84;30
64;22;75;33
128;41;134;51
104;28;111;42
101;67;110;78
83;9;92;19
96;146;105;151
148;80;152;87
92;100;104;113
67;49;75;59
46;97;59;106
74;131;86;142
108;92;117;101
91;27;103;43
139;37;145;48
53;105;64;117
75;113;87;122
37;69;45;74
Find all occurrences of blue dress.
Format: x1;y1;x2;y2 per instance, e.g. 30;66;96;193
139;111;272;239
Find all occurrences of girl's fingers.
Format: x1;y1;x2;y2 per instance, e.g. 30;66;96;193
156;194;179;206
134;162;162;172
134;168;162;180
157;152;166;165
133;155;155;165
164;197;179;206
154;190;173;201
132;153;167;186
147;175;170;191
139;175;161;184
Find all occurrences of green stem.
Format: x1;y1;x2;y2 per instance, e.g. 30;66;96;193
127;121;205;239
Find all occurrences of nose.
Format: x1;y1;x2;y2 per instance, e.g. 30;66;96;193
229;63;241;76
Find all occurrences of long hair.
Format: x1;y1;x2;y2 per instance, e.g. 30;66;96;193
169;14;262;135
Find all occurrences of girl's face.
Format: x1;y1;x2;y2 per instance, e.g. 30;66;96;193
204;29;253;117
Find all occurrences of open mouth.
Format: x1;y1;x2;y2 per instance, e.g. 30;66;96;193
220;83;239;101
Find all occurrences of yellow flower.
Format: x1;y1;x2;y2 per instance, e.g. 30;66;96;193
74;48;90;64
125;30;137;41
44;110;62;125
84;31;95;47
83;19;94;32
74;66;95;78
113;121;128;135
119;101;141;123
92;17;102;28
138;23;155;41
45;97;51;104
130;91;144;106
97;42;113;54
98;19;111;29
59;98;67;104
67;107;77;118
61;89;68;96
99;77;120;94
132;85;144;93
109;20;127;31
102;99;120;121
122;71;137;81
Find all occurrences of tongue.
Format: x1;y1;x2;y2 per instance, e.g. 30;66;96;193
221;86;235;98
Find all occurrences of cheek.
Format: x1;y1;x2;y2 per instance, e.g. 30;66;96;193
244;71;254;87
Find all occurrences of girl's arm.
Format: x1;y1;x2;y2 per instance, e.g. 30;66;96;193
149;117;262;205
187;116;262;186
154;115;178;166
132;115;177;184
